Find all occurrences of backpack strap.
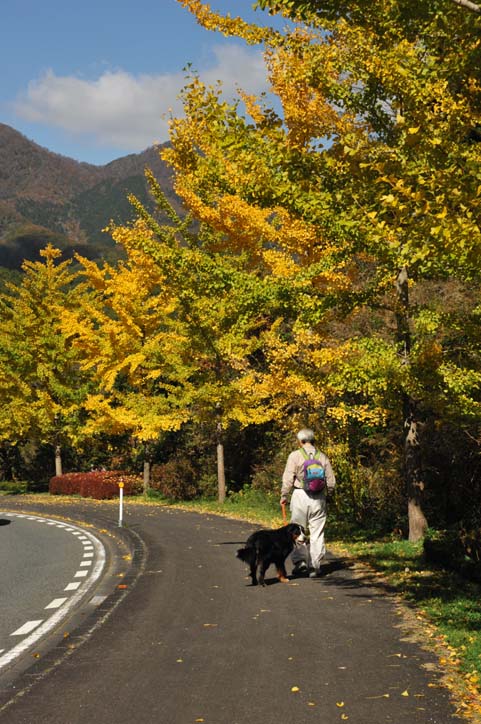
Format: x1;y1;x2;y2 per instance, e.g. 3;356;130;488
300;447;318;460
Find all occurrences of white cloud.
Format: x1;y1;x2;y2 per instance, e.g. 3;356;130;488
13;45;269;152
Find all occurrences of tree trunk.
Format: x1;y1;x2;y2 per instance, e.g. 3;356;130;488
217;440;226;504
55;444;63;477
142;441;154;494
404;396;428;541
396;266;428;541
143;459;151;494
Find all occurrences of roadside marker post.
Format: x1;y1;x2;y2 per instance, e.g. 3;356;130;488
118;481;124;527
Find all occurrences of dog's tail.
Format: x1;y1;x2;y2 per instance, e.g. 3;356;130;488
236;546;255;564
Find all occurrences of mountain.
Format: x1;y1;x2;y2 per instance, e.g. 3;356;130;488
0;123;178;269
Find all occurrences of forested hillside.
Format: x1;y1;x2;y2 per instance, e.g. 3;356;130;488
0;124;176;269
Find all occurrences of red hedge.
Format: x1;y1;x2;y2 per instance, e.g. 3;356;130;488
49;471;143;500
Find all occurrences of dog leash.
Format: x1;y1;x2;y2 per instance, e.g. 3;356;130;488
281;501;287;523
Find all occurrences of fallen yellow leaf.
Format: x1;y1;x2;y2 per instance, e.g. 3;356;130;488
291;686;300;693
366;694;390;699
341;715;349;721
336;702;345;707
401;690;409;697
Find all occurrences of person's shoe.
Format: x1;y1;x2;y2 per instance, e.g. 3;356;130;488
291;562;308;576
309;568;323;578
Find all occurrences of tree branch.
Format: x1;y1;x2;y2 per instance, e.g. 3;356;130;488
451;0;481;13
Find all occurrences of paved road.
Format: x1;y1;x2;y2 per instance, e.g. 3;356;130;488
0;513;104;656
0;499;464;724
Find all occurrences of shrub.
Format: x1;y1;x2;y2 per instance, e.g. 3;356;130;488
151;456;199;500
49;471;142;500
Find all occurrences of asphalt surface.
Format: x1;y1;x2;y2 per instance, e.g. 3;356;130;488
0;498;465;724
1;514;82;639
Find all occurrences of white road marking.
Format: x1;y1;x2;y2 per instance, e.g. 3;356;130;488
64;582;81;591
74;570;89;578
45;598;68;610
0;514;106;671
80;561;92;567
11;620;43;636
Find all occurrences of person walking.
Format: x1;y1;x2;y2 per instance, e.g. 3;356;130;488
280;428;336;578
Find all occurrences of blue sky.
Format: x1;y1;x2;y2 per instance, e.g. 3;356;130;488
1;0;283;165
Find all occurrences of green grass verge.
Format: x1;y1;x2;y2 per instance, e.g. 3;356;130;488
145;486;283;526
0;480;28;495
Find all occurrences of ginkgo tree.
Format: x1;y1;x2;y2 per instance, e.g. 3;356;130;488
66;177;334;498
61;214;194;490
168;0;481;539
0;245;93;476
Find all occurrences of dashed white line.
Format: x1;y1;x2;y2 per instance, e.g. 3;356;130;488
45;598;68;610
11;620;43;636
64;582;82;591
0;513;106;671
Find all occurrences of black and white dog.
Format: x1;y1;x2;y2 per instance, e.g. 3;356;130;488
236;523;305;586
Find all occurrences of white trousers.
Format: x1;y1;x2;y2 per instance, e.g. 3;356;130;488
290;488;327;570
